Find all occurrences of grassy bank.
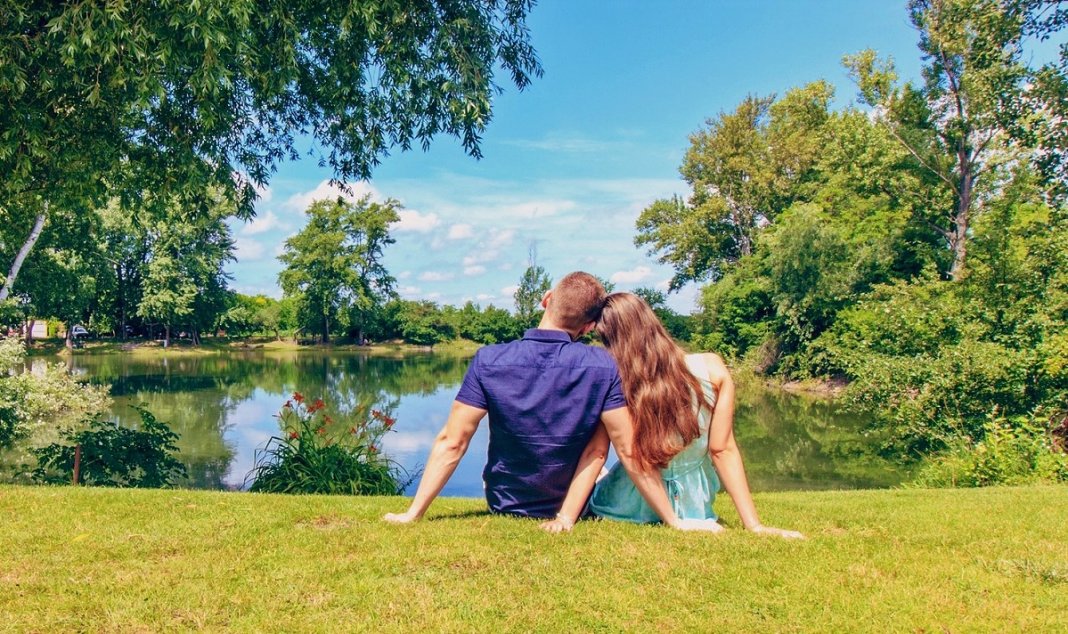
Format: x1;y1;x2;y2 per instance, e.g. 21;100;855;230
23;337;480;358
2;485;1065;632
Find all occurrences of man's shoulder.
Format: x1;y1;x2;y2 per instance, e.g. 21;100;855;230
561;341;618;369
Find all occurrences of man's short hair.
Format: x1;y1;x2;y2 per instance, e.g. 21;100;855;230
550;271;607;332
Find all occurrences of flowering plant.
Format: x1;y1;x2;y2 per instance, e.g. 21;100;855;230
246;392;411;495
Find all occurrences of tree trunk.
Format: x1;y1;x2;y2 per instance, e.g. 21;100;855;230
0;208;48;302
322;313;330;344
164;324;171;348
24;318;35;344
65;322;73;351
949;152;974;281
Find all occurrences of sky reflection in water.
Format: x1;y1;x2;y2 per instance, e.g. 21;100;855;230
67;350;904;496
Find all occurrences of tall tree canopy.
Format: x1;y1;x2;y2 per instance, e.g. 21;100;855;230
278;195;399;343
0;0;542;299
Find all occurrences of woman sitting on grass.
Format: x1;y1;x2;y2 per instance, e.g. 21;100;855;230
543;292;802;537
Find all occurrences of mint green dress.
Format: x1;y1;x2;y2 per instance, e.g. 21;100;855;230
589;354;720;523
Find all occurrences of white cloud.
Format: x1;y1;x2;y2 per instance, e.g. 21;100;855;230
396;271;412;280
447;223;474;240
418;271;454;282
610;266;654;284
495;200;576;219
425;292;442;300
398;285;422;298
655;278;673;291
500;284;520;296
234;237;267;262
464;265;486;276
487;228;516;248
394;209;441;233
240;210;289;236
463;250;501;267
476;293;496;302
284;179;380;212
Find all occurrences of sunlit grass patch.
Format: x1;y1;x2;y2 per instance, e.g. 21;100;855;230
1;485;1065;632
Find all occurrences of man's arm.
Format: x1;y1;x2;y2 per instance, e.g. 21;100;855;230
540;424;609;533
599;407;720;532
383;400;486;523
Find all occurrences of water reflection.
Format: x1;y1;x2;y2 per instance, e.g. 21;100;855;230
65;351;903;495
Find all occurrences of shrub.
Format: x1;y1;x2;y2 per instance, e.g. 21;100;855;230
31;406;187;487
909;414;1068;487
0;337;110;450
247;392;412;495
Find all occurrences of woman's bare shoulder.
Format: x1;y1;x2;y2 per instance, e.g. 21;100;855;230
688;352;731;384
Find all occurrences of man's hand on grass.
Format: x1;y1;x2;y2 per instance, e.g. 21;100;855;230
383;511;419;524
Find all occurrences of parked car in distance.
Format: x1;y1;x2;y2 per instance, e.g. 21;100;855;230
71;325;90;339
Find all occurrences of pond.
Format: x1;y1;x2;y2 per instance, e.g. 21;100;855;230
55;350;904;496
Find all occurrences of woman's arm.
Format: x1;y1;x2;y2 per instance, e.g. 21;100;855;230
704;354;803;539
540;424;609;533
600;406;721;532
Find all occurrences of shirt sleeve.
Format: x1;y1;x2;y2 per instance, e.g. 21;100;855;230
454;351;488;410
602;368;627;411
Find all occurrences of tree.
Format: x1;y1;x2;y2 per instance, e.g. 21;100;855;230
137;196;236;347
513;251;552;329
279;196;399;343
844;0;1038;280
636;83;834;289
0;1;542;299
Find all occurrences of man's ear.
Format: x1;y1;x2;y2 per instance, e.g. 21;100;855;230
540;290;552;309
578;321;596;337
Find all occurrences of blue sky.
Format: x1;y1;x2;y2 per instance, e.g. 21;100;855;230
227;1;925;312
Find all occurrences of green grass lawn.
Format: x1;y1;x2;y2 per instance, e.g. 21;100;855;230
2;485;1065;632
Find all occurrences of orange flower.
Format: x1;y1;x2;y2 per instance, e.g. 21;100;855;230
316;427;325;435
288;431;298;439
324;415;334;425
369;444;378;454
371;409;382;419
310;399;325;413
350;427;358;434
293;392;305;403
384;417;396;428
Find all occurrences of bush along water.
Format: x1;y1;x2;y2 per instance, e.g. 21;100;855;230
247;392;413;495
32;406;187;487
909;413;1068;488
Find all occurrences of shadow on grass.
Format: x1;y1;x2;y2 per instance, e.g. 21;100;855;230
426;509;494;522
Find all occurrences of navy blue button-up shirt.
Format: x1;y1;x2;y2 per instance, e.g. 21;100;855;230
455;328;627;518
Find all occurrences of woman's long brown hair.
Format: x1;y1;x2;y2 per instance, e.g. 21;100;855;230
597;292;713;469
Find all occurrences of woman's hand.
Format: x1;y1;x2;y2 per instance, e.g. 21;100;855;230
539;514;576;533
748;524;804;539
383;511;419;524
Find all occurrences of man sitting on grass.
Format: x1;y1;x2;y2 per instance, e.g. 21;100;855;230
383;271;717;531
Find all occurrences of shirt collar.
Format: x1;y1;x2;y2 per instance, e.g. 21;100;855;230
522;328;574;343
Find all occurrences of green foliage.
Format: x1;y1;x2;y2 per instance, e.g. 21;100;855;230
694;256;775;360
910;415;1068;487
637;83;834;289
247;393;410;495
31;406;186;488
279;195;399;343
513;263;552;329
392;300;456;347
0;337;110;450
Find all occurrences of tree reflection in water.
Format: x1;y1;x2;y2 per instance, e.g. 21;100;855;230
70;351;904;493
